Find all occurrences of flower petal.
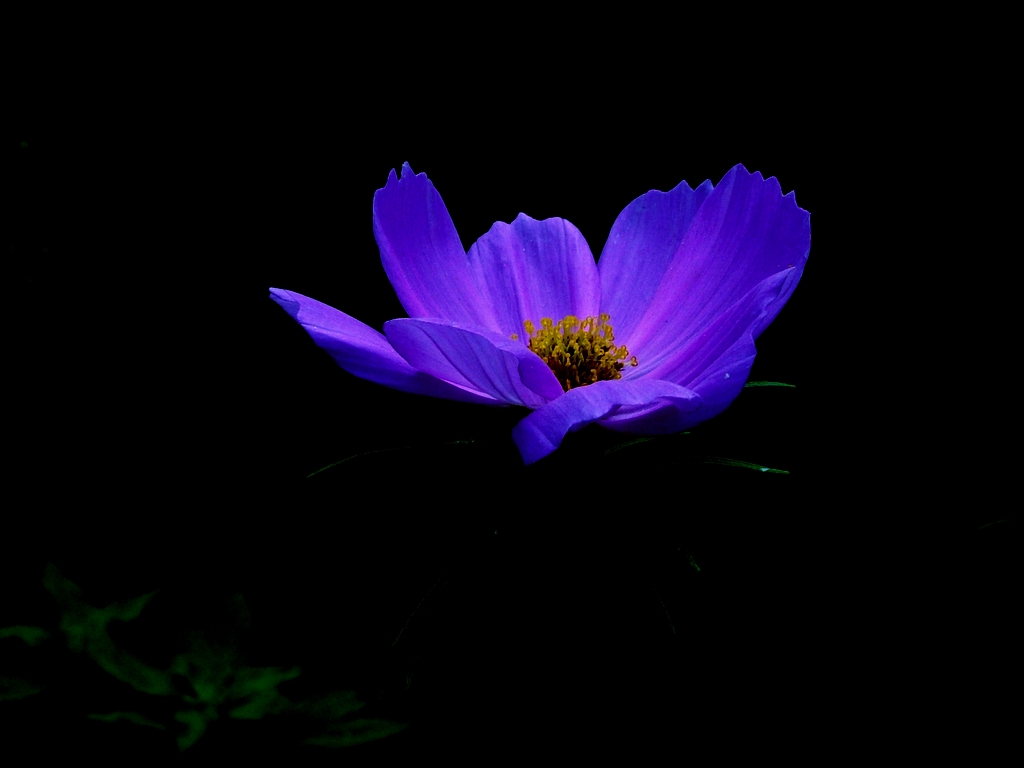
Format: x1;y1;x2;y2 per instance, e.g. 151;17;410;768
467;214;601;339
270;288;500;405
613;164;810;375
372;163;497;328
598;177;713;345
384;318;564;407
599;267;801;432
511;379;702;465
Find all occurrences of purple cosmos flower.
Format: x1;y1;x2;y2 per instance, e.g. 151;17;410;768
271;163;810;465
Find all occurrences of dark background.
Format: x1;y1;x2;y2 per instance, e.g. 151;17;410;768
6;35;1011;760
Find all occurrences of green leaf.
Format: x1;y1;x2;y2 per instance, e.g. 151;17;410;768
308;447;412;478
87;711;167;730
604;433;690;456
308;440;477;478
698;455;789;474
0;625;51;646
977;519;1009;530
226;665;302;719
174;708;212;751
41;563;174;695
744;381;796;387
291;689;365;720
603;436;788;474
0;675;44;701
303;717;408;748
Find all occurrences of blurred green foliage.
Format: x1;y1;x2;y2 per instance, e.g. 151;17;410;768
0;563;406;752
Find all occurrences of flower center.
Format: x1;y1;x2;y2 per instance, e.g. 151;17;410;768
512;313;638;392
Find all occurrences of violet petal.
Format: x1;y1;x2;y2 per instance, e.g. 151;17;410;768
598;177;713;348
467;213;601;340
372;163;498;329
511;379;702;465
599;267;802;432
384;318;564;408
616;164;810;376
651;267;802;388
270;288;500;405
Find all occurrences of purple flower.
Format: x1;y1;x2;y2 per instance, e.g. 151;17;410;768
271;163;810;465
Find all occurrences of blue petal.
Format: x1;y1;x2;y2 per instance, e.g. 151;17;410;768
384;318;563;407
598;177;713;347
467;213;601;340
511;379;702;465
599;268;803;433
609;164;810;377
270;289;500;405
372;164;498;329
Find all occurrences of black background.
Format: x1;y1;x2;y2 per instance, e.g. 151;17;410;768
6;30;1011;761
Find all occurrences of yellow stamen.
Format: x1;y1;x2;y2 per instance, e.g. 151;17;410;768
515;313;638;391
